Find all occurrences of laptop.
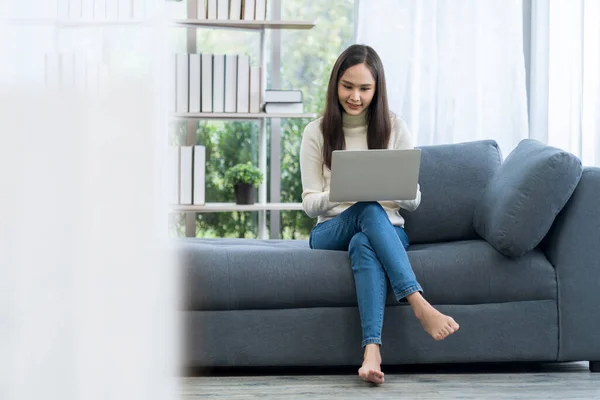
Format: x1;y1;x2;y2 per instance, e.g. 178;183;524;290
329;149;421;202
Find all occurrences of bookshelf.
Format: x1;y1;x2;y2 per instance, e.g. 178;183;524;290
0;18;149;27
174;112;317;120
58;19;149;27
172;19;315;30
175;1;315;240
174;203;303;212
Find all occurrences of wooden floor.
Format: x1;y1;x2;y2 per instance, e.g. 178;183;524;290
180;362;600;399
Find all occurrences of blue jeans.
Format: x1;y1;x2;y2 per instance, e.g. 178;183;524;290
309;202;423;347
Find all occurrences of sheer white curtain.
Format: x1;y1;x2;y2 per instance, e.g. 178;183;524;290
529;0;600;166
0;1;178;400
356;0;529;156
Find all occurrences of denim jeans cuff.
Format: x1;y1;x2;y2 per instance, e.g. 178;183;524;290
395;284;423;301
361;337;382;347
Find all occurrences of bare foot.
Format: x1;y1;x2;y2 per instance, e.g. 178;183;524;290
407;293;459;340
358;344;385;384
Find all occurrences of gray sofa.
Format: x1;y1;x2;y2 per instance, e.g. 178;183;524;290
178;139;600;372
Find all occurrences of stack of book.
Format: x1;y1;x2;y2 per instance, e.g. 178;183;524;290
44;52;109;95
57;0;147;20
198;0;267;21
169;145;206;206
263;90;303;114
173;53;261;114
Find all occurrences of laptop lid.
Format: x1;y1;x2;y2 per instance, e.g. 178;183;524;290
329;149;421;202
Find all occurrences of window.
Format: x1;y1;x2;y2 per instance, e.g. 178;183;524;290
277;0;355;239
172;0;355;239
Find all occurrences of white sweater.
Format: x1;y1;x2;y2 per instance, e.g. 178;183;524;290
299;111;421;227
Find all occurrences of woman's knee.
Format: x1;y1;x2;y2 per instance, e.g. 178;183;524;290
357;201;389;222
351;201;387;219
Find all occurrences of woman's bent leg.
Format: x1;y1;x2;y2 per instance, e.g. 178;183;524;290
349;203;460;341
350;202;422;300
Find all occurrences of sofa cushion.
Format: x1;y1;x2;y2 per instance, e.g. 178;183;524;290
400;140;501;244
473;139;583;258
179;238;557;311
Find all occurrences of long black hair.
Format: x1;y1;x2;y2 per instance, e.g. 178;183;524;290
320;44;391;169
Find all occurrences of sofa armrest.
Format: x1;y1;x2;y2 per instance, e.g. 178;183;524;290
543;167;600;362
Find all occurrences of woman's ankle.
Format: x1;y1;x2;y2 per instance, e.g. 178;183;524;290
406;292;430;315
363;344;381;361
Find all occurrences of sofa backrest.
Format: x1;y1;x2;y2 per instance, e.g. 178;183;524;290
400;140;502;244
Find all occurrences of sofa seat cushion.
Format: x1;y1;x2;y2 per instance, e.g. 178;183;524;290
179;238;557;311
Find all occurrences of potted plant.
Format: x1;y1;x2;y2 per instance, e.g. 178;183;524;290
224;162;264;205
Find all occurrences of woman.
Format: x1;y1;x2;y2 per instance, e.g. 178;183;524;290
299;44;459;385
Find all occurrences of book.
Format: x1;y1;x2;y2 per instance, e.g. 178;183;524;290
236;55;250;113
166;0;186;18
168;146;180;205
264;103;303;114
57;0;69;19
98;63;110;95
168;54;176;112
249;67;261;113
144;0;155;17
86;58;99;96
217;0;228;20
264;90;303;103
193;146;206;205
189;54;201;113
60;52;75;88
106;0;119;19
69;0;82;19
201;54;213;112
229;0;242;20
224;55;238;113
212;54;225;113
45;53;60;89
243;0;255;20
180;146;193;205
197;0;206;19
255;0;266;20
82;0;94;19
40;0;58;18
94;0;106;19
176;53;189;113
118;0;133;19
132;0;145;18
207;0;217;19
74;52;87;91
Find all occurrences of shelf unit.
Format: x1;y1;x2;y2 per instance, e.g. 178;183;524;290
172;19;315;30
173;112;316;120
58;19;149;27
175;1;315;240
173;202;303;212
0;18;149;27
